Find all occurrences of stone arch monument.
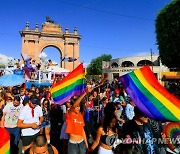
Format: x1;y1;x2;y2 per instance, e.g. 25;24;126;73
20;19;81;71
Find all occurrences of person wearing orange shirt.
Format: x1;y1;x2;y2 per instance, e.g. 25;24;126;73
66;88;92;154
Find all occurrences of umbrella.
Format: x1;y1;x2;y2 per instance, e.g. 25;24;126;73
0;74;25;87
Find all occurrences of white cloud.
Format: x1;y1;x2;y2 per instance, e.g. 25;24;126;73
0;54;16;66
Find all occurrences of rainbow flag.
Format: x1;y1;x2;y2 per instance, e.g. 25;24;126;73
0;128;10;154
99;74;108;85
118;66;180;122
51;63;86;105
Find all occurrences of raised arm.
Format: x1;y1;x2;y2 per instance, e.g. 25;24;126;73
68;88;93;113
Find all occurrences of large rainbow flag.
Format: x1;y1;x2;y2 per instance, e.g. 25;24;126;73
51;63;86;105
118;66;180;122
0;128;10;154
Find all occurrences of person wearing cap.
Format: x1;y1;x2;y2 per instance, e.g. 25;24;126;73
122;107;160;154
17;95;44;151
110;89;126;106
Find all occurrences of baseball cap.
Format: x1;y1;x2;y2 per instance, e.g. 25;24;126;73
30;95;39;105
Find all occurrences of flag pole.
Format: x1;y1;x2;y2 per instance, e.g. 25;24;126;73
97;86;100;123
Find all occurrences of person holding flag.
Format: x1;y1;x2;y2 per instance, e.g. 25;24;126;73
0;109;10;154
65;87;93;154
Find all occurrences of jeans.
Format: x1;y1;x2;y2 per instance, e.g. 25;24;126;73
6;127;20;154
68;140;86;154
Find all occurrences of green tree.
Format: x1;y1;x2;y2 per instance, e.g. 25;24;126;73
155;0;180;70
87;54;112;75
0;64;5;68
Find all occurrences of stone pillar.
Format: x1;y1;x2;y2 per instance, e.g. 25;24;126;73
65;27;69;34
64;41;68;69
35;23;39;31
25;22;29;30
34;40;39;61
25;40;29;55
74;27;77;35
73;43;78;69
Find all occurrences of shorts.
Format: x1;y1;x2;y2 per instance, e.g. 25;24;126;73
40;121;51;128
21;132;40;146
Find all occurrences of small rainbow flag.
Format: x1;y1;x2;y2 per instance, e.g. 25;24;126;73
99;74;108;85
0;128;10;154
118;66;180;122
51;63;86;105
163;122;180;151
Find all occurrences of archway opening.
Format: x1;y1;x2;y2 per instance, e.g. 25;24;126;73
41;46;62;67
121;61;134;67
111;62;118;68
137;60;153;66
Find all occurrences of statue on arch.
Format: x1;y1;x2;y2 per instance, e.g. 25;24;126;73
46;16;54;24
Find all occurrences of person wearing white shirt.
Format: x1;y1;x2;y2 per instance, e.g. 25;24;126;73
125;100;135;120
17;95;43;151
2;96;23;154
19;88;26;104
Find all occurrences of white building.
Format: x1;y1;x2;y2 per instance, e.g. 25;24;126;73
102;55;169;82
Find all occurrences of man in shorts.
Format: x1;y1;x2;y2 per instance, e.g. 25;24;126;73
17;95;43;151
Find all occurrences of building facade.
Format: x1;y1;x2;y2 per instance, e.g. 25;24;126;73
102;55;169;84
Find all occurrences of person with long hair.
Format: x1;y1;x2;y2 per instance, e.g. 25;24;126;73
65;88;93;154
40;98;51;144
60;99;74;154
0;91;5;110
89;113;119;154
89;103;120;154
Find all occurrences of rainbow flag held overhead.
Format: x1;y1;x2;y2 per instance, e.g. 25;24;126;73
51;63;86;105
118;66;180;122
0;128;10;154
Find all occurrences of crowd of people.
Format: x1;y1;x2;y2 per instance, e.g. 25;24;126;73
0;78;180;154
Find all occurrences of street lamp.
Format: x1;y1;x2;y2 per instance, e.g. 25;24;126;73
150;48;154;71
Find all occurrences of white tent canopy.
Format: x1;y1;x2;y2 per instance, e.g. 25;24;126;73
47;66;70;74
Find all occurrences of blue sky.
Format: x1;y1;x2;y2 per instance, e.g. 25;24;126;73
0;0;172;64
